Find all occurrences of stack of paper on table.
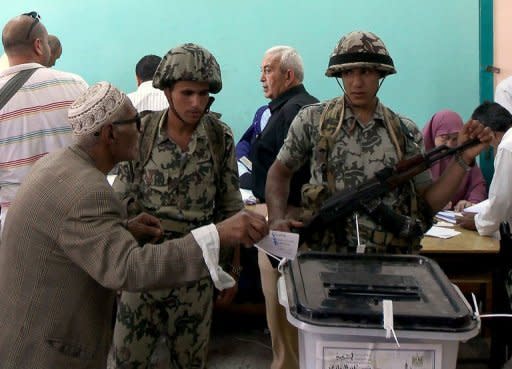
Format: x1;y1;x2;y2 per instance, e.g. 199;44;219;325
435;210;462;224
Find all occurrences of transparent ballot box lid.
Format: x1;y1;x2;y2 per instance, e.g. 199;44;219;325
282;252;478;333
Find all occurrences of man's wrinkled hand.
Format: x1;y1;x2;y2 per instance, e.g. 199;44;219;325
455;211;477;230
127;212;163;243
216;209;268;247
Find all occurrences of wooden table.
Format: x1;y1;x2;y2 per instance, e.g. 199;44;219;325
421;226;499;314
421;225;499;254
421;225;499;314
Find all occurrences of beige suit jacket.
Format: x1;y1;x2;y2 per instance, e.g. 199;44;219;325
0;145;209;369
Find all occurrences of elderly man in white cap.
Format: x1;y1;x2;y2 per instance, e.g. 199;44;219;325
0;82;268;369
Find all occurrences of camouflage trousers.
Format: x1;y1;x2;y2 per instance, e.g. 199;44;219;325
112;277;213;369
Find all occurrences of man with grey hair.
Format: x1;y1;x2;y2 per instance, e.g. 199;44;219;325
0;81;268;369
251;45;317;369
251;46;317;204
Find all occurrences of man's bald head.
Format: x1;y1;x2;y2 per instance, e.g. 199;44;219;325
2;13;50;66
47;34;62;67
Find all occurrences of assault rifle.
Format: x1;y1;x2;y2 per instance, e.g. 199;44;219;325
298;138;481;243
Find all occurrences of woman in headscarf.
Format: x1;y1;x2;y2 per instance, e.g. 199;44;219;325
423;109;487;211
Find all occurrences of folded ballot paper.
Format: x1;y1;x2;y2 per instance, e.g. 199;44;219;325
425;226;461;239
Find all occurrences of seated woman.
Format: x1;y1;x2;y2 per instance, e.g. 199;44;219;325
423;109;487;211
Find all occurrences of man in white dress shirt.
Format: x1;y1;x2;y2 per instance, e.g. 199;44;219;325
127;54;168;112
457;102;512;235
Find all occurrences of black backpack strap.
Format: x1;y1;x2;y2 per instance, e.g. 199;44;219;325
0;68;39;110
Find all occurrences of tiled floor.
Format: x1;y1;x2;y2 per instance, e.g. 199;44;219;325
208;327;272;368
208;310;272;369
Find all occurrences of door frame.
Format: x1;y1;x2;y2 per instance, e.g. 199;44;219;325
479;0;494;187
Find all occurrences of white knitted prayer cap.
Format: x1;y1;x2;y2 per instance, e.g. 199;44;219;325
68;81;126;136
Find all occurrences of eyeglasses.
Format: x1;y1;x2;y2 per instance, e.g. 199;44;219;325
94;114;142;136
22;11;41;40
112;114;142;132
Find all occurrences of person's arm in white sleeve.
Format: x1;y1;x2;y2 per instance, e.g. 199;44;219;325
475;148;512;235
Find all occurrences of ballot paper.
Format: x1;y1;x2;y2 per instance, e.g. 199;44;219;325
425;225;461;239
255;230;299;259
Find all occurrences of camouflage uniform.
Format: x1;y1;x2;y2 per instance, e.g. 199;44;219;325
276;31;434;254
111;44;243;369
278;98;432;253
266;30;436;369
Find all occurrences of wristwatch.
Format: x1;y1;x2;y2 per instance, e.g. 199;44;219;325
454;152;474;172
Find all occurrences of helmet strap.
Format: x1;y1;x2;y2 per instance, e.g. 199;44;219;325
168;94;210;125
205;96;215;113
335;77;346;94
378;76;386;93
336;77;352;106
336;76;384;123
335;75;386;105
168;97;188;126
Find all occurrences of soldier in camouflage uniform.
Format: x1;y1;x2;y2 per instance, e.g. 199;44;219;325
264;31;492;365
111;43;244;369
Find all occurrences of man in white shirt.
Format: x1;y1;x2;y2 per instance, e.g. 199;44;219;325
0;12;88;234
127;54;168;112
457;102;512;235
495;76;512;114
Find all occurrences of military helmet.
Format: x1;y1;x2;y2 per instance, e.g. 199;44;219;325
153;43;222;93
325;31;396;77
